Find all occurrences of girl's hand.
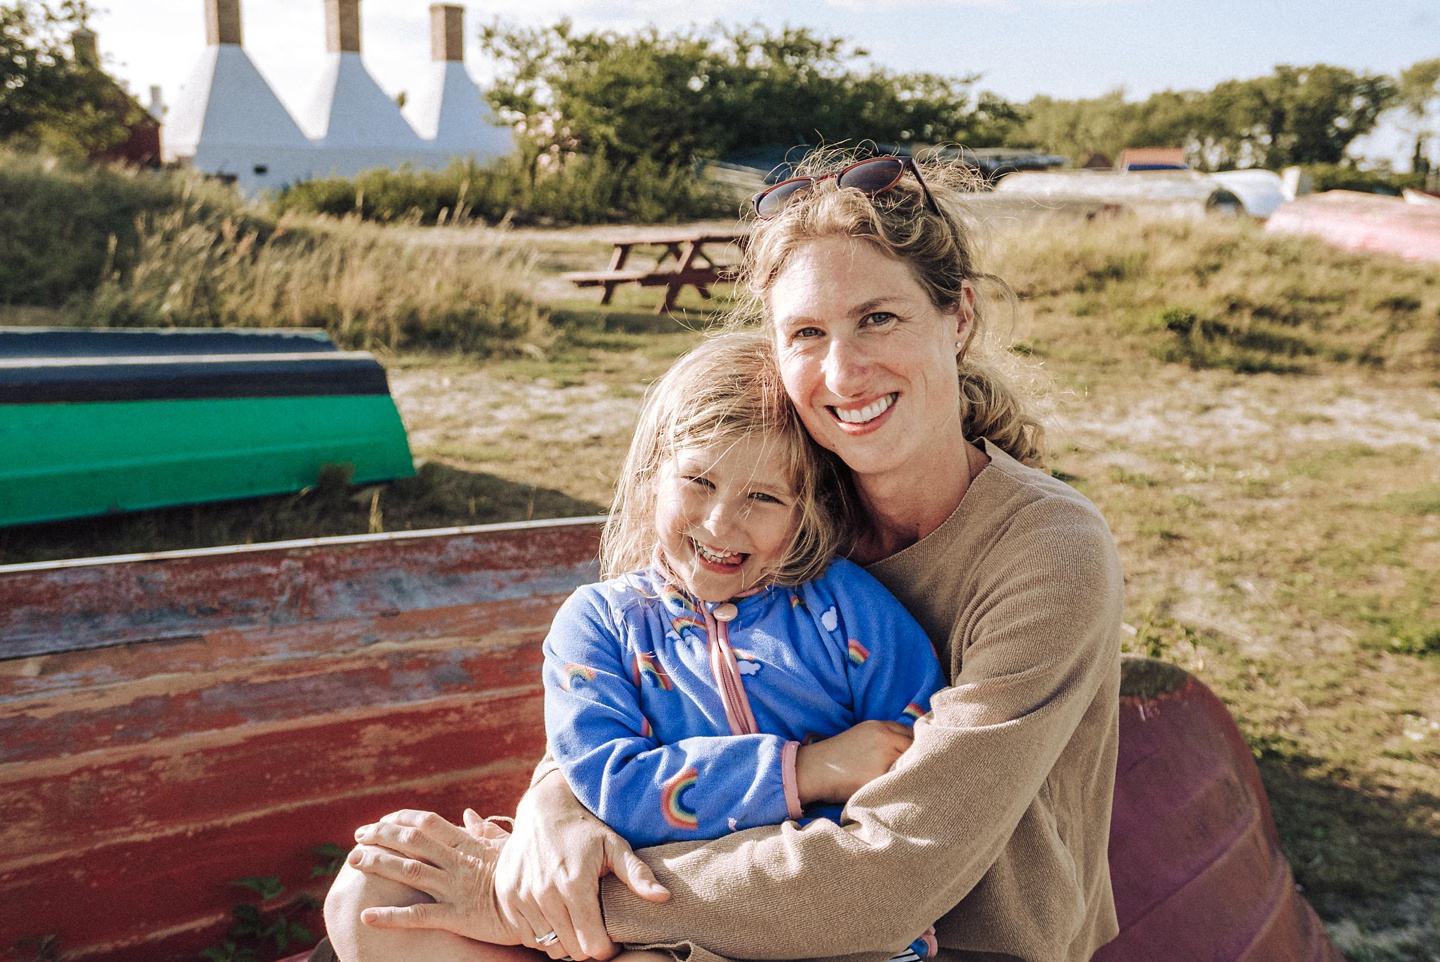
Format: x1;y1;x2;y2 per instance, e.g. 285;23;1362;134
496;771;671;961
348;809;522;944
795;719;914;805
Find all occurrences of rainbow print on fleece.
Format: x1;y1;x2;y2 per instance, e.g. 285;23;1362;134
661;766;700;830
903;702;925;721
660;582;694;610
847;639;871;667
633;652;674;690
671;614;706;638
560;663;597;690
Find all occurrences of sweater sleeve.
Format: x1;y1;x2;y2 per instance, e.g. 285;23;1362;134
598;499;1124;961
544;588;798;849
820;561;946;727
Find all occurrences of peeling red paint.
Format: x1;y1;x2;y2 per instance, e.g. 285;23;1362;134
0;521;602;962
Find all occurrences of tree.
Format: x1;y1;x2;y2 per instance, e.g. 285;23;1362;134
1;0;134;153
1202;65;1394;168
1010;65;1396;170
1396;58;1440;174
477;21;1020;170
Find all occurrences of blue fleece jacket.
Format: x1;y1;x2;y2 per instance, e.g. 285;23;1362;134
542;559;946;849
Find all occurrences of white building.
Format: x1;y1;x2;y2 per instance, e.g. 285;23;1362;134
403;3;512;161
164;0;513;196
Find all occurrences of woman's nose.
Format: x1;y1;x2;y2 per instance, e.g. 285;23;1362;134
822;336;870;396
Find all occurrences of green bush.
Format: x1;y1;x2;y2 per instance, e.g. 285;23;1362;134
1301;162;1427;195
271;151;731;226
0;148;261;306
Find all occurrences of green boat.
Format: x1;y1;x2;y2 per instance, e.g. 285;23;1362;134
0;327;415;527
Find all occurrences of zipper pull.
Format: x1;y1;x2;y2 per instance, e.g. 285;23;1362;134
712;602;738;623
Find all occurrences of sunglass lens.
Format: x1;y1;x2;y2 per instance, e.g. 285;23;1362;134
837;158;906;194
755;179;813;218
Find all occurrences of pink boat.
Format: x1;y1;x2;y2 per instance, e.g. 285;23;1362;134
1265;189;1440;264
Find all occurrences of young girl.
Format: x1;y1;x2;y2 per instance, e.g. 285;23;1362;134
541;331;945;961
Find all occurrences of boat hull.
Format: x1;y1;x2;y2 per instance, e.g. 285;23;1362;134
0;523;1343;962
0;327;415;527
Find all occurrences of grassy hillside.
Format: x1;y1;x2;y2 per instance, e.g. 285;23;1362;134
3;206;1438;960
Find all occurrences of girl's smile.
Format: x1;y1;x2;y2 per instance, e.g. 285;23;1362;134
656;435;800;602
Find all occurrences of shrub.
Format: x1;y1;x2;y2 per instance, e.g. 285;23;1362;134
271;151;731;226
1301;162;1427;195
0;148;259;306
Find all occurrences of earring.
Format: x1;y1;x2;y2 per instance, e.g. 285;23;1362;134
955;341;963;350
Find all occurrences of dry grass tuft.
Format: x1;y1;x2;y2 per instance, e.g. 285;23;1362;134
82;211;552;356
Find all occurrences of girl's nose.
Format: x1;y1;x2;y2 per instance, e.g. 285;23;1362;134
703;501;736;537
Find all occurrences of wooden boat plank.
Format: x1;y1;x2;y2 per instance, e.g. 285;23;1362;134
1;523;602;658
0;622;547;763
0;689;546;859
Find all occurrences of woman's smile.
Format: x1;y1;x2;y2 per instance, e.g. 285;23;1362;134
831;392;897;428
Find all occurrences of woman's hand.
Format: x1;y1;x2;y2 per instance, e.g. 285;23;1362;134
496;770;671;961
347;809;522;944
795;719;914;805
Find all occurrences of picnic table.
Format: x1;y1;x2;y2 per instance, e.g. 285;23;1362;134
563;231;748;313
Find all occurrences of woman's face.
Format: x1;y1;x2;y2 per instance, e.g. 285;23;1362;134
768;237;971;483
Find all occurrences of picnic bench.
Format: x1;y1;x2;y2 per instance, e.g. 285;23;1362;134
563;231;747;313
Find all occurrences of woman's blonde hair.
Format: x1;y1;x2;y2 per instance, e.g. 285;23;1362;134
734;151;1046;466
601;330;853;587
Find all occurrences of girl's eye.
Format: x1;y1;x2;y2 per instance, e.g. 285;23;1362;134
684;475;715;489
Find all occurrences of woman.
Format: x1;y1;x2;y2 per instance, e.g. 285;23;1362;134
327;154;1124;962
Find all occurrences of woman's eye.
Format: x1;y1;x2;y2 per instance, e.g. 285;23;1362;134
862;311;897;328
787;325;824;342
749;492;784;505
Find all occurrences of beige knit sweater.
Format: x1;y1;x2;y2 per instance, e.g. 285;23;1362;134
599;441;1124;962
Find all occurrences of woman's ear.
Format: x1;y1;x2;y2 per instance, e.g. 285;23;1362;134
951;282;977;356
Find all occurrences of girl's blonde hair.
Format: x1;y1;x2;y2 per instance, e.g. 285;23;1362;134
601;330;852;588
734;151;1046;467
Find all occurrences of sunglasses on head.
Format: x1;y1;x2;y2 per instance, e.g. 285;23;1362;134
751;156;940;220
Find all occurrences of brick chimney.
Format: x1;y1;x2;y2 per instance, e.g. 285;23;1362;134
325;0;361;54
71;28;99;66
205;0;242;46
430;4;463;63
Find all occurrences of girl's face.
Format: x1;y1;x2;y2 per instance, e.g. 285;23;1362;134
769;236;971;484
655;434;800;602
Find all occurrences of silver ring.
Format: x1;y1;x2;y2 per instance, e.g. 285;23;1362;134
536;932;559;948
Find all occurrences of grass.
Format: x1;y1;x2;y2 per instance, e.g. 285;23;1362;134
81;211;551;356
4;209;1440;959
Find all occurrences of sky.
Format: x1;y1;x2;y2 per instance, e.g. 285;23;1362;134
88;0;1439;167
